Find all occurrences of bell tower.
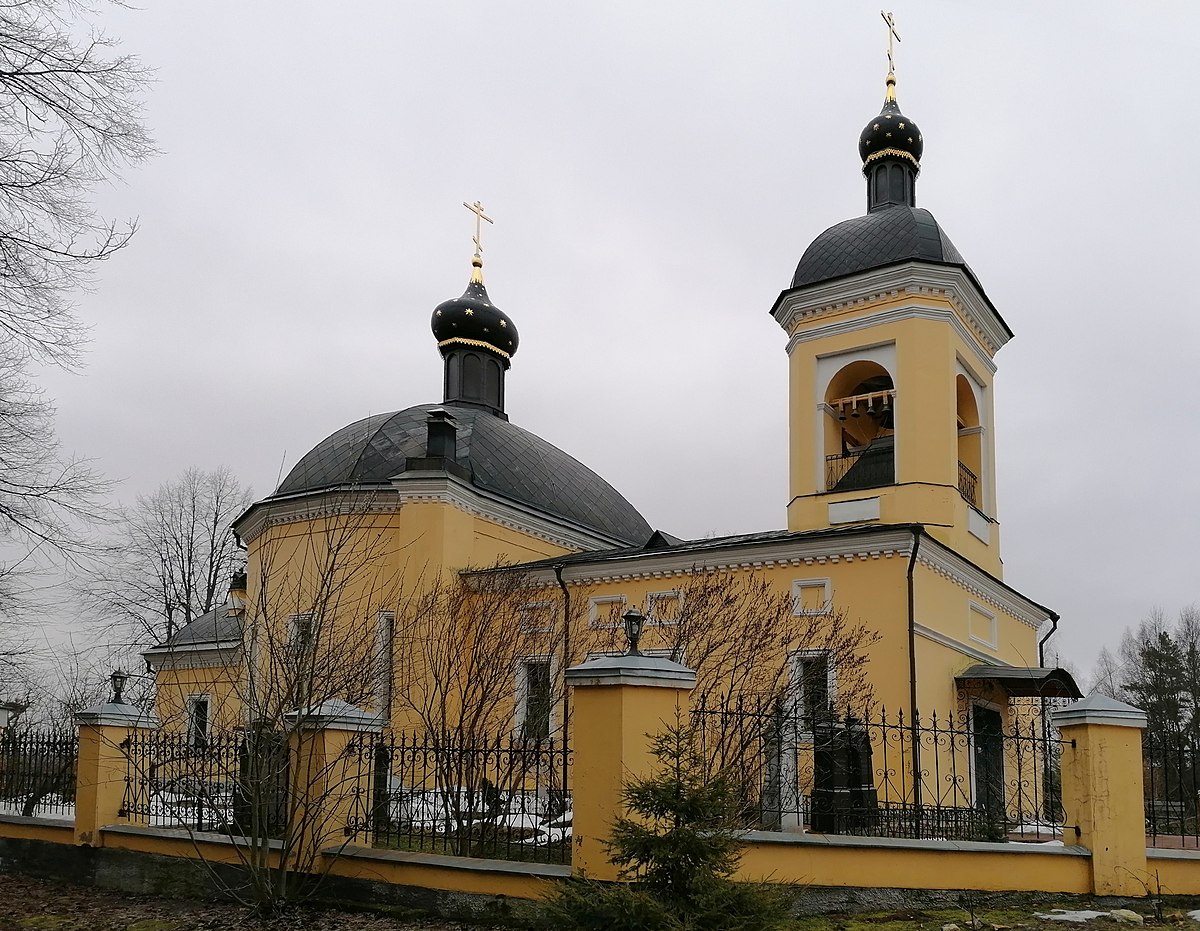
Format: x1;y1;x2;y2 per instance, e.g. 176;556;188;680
769;68;1014;577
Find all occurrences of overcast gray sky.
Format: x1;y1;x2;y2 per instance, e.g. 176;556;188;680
33;1;1200;678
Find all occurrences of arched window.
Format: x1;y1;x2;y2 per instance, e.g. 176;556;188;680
823;361;895;493
956;375;983;509
462;352;483;400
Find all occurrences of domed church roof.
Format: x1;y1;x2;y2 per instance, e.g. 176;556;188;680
792;205;965;288
274;403;653;546
788;71;973;291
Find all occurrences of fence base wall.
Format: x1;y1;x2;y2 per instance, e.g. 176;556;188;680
737;832;1093;893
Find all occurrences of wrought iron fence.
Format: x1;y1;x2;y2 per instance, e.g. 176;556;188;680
121;729;290;835
347;731;572;864
1143;727;1200;849
0;729;78;819
691;695;1071;842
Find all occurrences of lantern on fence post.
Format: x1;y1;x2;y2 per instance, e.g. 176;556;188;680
622;608;645;656
110;669;129;705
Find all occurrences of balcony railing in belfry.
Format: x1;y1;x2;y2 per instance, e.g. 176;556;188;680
958;461;979;508
826;447;894;493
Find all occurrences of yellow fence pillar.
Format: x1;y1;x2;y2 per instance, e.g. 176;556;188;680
1052;694;1148;896
565;652;696;880
284;699;384;869
74;699;158;846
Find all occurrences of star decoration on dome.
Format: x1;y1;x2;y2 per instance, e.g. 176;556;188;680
464;309;474;316
499;320;507;328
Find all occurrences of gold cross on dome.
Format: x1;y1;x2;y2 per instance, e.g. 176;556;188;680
881;10;901;74
463;200;494;257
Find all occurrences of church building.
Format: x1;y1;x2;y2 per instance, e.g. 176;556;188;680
146;62;1079;754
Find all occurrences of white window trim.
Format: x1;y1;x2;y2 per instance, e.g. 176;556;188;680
645;590;683;627
514;654;556;740
185;693;212;747
288;612;315;651
518;600;556;634
791;578;833;617
587;594;627;629
968;602;998;650
788;649;837;741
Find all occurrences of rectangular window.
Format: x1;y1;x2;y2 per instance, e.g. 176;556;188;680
587;595;626;629
646;590;682;626
288;612;314;653
518;658;552;742
791;650;834;734
791;579;832;617
186;695;211;749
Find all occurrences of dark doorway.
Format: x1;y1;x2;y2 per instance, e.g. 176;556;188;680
972;704;1005;821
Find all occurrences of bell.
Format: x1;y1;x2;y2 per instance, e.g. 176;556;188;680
866;398;877;417
837;402;847;422
851;400;860;418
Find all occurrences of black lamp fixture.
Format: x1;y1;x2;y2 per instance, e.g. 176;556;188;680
622;608;645;656
110;668;129;705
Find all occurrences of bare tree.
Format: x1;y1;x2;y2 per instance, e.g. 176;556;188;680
133;493;405;911
81;467;251;648
0;0;150;630
0;0;152;365
0;342;108;649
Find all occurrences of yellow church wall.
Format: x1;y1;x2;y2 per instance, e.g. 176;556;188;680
156;492;577;731
153;662;244;732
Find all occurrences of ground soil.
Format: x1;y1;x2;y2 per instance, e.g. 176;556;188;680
0;875;485;931
0;874;1195;931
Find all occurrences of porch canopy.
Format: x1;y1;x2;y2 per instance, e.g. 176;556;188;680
955;665;1083;699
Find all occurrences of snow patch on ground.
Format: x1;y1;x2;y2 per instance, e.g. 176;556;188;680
1034;910;1111;923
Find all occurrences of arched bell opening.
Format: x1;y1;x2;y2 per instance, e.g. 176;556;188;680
956;374;983;509
822;361;896;493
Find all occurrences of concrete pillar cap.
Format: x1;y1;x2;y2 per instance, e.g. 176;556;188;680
565;652;697;689
283;698;385;732
1051;693;1147;730
74;702;159;729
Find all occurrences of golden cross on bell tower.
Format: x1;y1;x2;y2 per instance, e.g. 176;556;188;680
463;200;494;259
880;10;901;75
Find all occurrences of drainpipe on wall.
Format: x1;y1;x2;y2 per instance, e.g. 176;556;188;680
1038;611;1060;668
553;563;571;741
907;525;924;808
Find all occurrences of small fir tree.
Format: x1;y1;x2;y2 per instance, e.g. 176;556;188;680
538;716;791;931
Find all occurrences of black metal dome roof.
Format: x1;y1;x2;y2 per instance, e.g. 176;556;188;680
274;402;652;545
431;256;519;364
791;205;965;288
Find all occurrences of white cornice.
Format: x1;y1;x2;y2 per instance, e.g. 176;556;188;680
143;643;241;671
518;527;918;586
236;474;629;553
913;622;1005;665
236;489;402;544
916;538;1050;630
391;471;631;551
775;263;1010;368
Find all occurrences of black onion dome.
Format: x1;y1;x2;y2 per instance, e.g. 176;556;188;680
858;74;923;171
430;257;519;365
792;206;965;288
274;403;652;545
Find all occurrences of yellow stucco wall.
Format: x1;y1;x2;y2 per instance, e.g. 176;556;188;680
737;836;1091;892
784;293;1003;577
